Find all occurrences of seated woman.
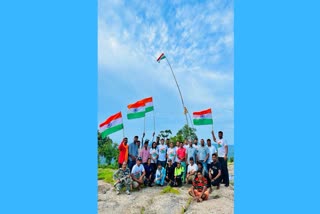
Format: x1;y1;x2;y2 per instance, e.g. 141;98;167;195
155;163;166;186
144;158;155;187
188;170;210;202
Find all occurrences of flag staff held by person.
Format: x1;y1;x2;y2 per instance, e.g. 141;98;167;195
157;53;190;139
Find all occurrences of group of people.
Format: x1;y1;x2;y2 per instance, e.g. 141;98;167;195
113;130;229;202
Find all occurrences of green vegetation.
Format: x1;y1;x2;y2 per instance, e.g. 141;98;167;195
181;197;192;213
161;186;180;195
228;156;234;163
158;130;172;139
230;181;234;186
98;168;115;184
98;131;119;165
170;125;198;146
140;206;145;214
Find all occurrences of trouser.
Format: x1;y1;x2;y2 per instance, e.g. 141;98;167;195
199;160;208;174
158;160;166;168
211;177;222;186
128;160;136;172
115;180;131;192
155;175;165;185
180;161;187;182
189;189;209;200
218;157;229;186
165;175;175;186
151;163;157;174
174;175;182;187
145;174;155;185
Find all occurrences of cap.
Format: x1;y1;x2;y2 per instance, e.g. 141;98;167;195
167;159;172;162
137;157;142;161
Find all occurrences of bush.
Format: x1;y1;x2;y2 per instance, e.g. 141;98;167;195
229;157;234;163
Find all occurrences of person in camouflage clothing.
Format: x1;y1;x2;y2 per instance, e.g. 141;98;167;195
113;161;132;195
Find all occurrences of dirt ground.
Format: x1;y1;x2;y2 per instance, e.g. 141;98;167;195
98;163;234;214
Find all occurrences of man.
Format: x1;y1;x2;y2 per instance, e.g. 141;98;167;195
186;157;198;184
113;161;132;195
118;137;129;168
131;157;146;190
140;141;150;167
206;138;217;169
197;139;209;174
183;139;189;149
155;163;166;186
165;159;175;187
157;138;168;168
188;170;210;202
196;162;211;189
193;137;199;149
156;136;160;146
174;141;181;167
186;141;197;166
212;130;229;187
174;162;184;187
208;153;222;190
128;136;139;172
144;158;154;187
176;142;187;183
167;142;176;164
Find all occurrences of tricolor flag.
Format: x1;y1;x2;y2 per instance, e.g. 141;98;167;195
141;97;154;112
156;53;166;63
193;108;213;125
127;100;146;119
99;112;124;138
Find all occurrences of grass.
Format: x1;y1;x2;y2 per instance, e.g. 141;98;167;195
160;186;180;195
181;197;192;213
98;168;115;184
140;206;145;214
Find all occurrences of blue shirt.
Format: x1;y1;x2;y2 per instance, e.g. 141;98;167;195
187;146;197;163
128;142;138;161
197;145;209;161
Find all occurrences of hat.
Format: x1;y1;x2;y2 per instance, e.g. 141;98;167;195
137;157;142;161
167;159;172;162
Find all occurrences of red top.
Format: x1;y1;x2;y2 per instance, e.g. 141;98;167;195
118;141;128;164
176;147;186;161
193;177;208;191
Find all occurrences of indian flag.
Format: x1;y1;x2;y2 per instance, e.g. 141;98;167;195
141;97;154;112
127;100;146;119
156;53;166;63
99;112;124;138
193;108;213;125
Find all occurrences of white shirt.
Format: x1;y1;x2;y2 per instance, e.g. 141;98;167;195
131;164;145;178
150;148;158;163
207;145;217;163
174;146;180;162
217;138;228;157
167;147;176;162
183;144;189;149
187;163;198;173
157;144;168;161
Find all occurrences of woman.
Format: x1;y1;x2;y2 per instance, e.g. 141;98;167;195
149;142;158;174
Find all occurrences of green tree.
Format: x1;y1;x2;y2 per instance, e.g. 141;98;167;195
176;124;197;141
157;129;172;139
97;131;119;165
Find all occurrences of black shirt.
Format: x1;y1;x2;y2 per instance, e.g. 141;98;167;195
209;161;221;178
144;164;153;177
166;164;175;179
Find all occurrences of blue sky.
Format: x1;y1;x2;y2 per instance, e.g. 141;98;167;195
98;0;234;144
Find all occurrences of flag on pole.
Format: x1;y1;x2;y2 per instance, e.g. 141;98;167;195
141;97;154;112
99;112;124;138
127;100;146;119
193;108;213;125
156;53;166;63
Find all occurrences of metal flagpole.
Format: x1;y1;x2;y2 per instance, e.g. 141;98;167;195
164;57;190;139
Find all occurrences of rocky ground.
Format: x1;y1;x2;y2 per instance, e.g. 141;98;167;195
98;163;234;214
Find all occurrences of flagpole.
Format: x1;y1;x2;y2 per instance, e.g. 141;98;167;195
164;57;190;138
153;109;156;133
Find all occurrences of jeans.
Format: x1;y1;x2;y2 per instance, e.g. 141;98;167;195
180;161;187;182
199;160;208;174
128;160;136;172
218;157;229;186
155;175;165;185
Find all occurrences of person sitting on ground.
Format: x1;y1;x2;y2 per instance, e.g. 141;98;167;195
113;161;132;195
155;163;166;186
174;162;184;187
188;170;210;202
165;159;175;187
196;161;211;190
208;153;222;190
144;158;155;187
186;157;198;184
131;157;146;190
